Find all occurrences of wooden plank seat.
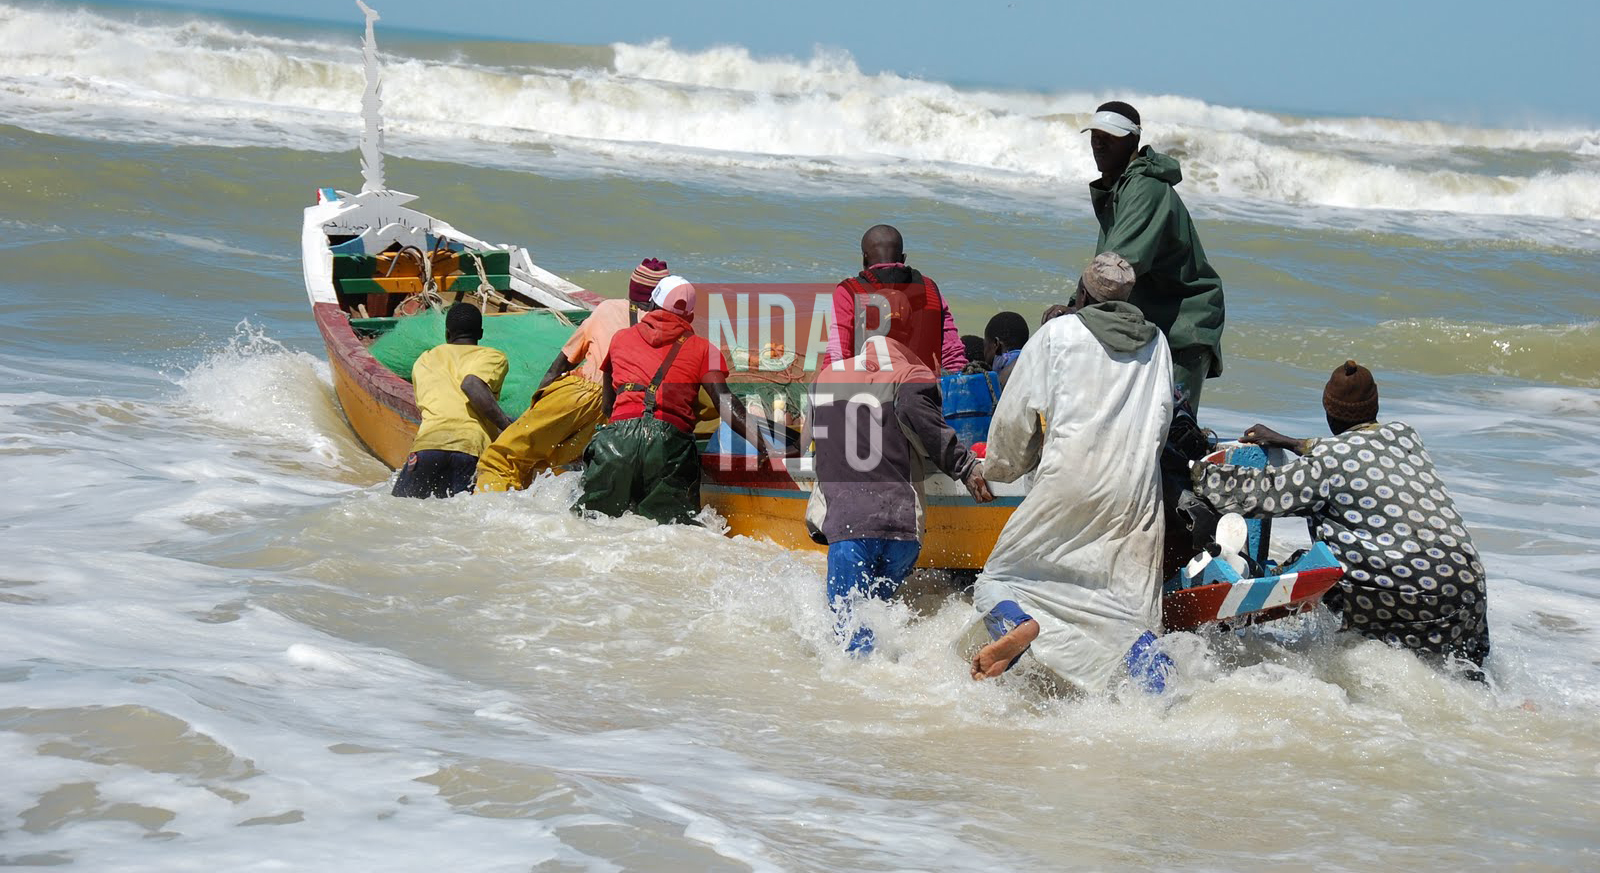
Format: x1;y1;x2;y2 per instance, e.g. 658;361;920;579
332;249;512;281
337;273;514;296
333;249;518;318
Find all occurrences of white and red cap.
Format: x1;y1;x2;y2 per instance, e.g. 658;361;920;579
650;275;696;316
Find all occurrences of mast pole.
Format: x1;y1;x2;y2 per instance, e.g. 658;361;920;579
355;1;386;194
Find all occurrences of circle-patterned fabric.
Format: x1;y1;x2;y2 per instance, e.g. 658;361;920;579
1196;422;1489;663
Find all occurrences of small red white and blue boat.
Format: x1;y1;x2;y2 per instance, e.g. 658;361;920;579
1161;446;1344;632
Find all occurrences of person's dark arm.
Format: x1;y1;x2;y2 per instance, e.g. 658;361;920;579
535;351;578;393
1240;424;1312;456
702;371;783;462
461;375;513;436
599;360;615;420
895;380;993;503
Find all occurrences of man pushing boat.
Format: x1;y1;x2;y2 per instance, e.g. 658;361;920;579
969;253;1175;693
392;303;512;499
576;276;780;525
476;258;670;492
807;323;994;656
827;224;967;373
1192;360;1492;678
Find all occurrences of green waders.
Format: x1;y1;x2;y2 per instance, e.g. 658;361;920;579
577;416;702;525
576;336;703;525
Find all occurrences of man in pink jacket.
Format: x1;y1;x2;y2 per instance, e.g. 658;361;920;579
826;224;967;373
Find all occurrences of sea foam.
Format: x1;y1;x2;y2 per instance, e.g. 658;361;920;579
1;2;1597;228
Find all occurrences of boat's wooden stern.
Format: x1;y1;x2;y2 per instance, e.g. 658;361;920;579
302;186;598;470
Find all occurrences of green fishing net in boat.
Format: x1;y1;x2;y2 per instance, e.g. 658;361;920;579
368;308;578;419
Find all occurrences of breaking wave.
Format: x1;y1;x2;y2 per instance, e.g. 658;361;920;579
1;2;1598;224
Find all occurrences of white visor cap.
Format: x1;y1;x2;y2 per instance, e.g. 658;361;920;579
1081;110;1142;137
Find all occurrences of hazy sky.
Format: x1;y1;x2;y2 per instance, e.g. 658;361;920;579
137;0;1599;126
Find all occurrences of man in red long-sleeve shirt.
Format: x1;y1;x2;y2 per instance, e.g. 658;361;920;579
825;224;967;373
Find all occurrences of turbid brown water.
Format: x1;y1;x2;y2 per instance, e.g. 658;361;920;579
1;2;1597;869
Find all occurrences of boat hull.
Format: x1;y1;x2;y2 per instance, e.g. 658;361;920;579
700;478;1019;568
315;301;419;469
310;289;1019;569
1163;560;1344;632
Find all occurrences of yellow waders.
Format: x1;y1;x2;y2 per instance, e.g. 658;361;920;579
475;374;605;492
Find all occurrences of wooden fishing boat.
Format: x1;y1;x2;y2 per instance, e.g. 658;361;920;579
300;180;1025;568
301;5;1339;632
302;4;1027;570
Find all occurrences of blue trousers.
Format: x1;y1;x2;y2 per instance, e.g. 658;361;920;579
826;538;920;655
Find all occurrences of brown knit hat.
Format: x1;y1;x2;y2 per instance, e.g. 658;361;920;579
1323;359;1379;422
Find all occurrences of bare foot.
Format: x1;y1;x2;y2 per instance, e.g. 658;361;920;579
971;619;1039;680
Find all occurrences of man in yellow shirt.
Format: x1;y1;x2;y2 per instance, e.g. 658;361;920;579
393;303;511;498
475;258;669;492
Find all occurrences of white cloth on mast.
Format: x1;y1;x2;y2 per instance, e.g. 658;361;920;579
973;308;1173;693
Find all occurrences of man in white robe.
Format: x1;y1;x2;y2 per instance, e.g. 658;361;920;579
969;253;1175;694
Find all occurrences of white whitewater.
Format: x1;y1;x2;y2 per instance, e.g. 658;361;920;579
0;3;1596;868
0;2;1596;227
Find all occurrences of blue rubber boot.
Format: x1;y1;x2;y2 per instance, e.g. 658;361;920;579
1125;630;1174;694
844;626;875;657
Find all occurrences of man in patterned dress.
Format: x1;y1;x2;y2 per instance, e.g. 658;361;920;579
1190;360;1491;676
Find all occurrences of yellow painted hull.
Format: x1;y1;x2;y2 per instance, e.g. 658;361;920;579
328;349;417;470
703;485;1017;569
314;301;419;471
314;302;1016;569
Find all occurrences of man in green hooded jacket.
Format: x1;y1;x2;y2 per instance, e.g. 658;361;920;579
1083;100;1226;410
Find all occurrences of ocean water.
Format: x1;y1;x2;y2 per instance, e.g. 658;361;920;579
1;1;1598;869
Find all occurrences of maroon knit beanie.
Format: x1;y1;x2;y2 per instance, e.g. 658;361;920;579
628;258;669;304
1323;359;1379;422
